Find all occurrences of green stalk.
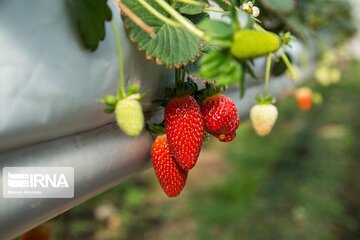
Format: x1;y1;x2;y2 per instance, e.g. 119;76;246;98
175;68;180;85
279;49;295;81
111;20;126;99
175;68;186;86
204;8;226;13
253;23;266;32
174;0;204;7
173;0;227;13
137;0;180;27
117;1;155;38
154;0;205;38
180;67;185;83
264;54;272;96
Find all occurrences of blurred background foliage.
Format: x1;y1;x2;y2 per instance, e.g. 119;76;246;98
257;0;357;46
20;0;359;239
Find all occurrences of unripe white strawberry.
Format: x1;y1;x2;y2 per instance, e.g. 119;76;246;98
115;98;144;137
250;103;278;136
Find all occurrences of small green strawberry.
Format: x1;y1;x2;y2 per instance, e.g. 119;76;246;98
103;19;145;137
231;30;281;60
115;95;144;137
250;96;278;136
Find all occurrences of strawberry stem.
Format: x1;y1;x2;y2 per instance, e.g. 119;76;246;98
175;68;180;85
253;23;266;32
173;0;206;7
111;20;127;99
117;1;155;37
175;68;186;85
279;49;295;81
154;0;205;39
264;53;272;96
174;0;226;14
204;8;227;14
180;68;186;83
137;0;181;28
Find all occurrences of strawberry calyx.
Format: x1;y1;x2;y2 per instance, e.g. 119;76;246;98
155;78;199;107
255;94;276;105
174;68;197;97
279;32;294;47
196;81;224;103
100;91;142;114
175;80;198;97
102;95;118;107
99;94;118;113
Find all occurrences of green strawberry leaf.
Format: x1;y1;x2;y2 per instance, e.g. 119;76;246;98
173;3;203;15
261;0;295;13
197;19;233;40
271;51;292;76
121;0;204;67
211;0;231;11
244;62;258;80
173;0;209;15
183;12;209;25
199;50;243;89
71;0;112;51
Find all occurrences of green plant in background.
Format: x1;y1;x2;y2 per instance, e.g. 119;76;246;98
257;0;356;46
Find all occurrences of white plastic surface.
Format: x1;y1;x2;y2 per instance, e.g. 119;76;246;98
0;0;168;151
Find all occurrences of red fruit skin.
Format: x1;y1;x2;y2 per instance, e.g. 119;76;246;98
165;95;204;170
200;94;240;142
296;89;313;111
151;135;188;197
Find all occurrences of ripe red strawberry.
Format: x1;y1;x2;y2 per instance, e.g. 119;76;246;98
200;94;240;142
250;103;278;136
151;134;188;197
295;87;313;111
165;95;204;170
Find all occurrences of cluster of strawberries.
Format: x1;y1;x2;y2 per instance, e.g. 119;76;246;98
150;82;315;198
151;92;240;197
